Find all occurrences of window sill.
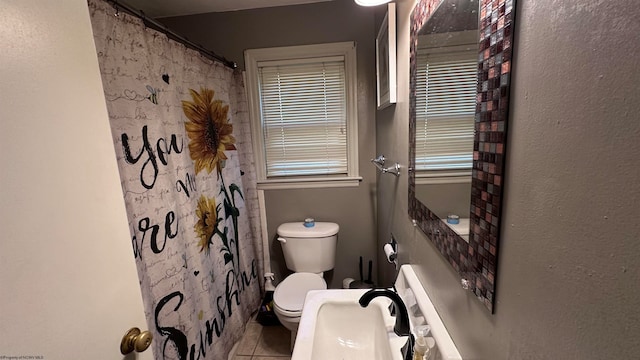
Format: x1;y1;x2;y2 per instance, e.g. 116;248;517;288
257;176;362;190
415;171;471;185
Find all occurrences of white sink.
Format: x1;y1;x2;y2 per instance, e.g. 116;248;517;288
292;265;463;360
292;289;406;360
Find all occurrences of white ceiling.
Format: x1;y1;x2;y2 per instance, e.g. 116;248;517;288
124;0;335;18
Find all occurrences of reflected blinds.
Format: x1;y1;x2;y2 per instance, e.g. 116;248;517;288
415;50;477;171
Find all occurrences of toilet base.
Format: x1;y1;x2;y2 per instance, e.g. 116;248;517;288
273;309;300;351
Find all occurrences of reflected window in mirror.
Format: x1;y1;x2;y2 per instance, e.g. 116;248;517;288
414;30;477;221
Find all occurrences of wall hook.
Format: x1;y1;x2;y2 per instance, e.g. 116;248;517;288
372;155;386;166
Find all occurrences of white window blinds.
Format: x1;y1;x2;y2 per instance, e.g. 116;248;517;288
415;50;477;172
258;57;348;178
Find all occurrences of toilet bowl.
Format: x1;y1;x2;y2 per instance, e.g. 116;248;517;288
273;272;327;333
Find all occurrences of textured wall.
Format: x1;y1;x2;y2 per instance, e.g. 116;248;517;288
377;0;640;359
163;0;379;289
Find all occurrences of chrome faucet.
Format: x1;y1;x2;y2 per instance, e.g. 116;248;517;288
359;289;414;360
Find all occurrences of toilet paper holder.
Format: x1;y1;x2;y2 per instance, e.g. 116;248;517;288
384;235;398;263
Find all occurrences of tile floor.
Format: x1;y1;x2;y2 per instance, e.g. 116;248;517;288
233;315;292;360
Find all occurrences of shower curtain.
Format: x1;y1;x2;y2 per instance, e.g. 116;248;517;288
88;1;263;358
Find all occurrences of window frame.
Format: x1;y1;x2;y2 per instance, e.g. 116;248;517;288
244;42;360;190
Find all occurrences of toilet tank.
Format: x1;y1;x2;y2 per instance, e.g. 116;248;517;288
277;222;339;273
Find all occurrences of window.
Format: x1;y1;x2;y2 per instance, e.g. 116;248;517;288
245;42;360;189
415;44;477;184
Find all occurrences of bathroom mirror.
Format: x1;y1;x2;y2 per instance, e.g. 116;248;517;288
408;0;516;312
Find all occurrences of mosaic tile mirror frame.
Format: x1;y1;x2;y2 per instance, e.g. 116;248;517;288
408;0;516;313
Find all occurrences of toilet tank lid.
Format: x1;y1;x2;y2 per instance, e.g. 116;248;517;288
277;222;339;238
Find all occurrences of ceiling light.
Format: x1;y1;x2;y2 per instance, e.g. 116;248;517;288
354;0;392;6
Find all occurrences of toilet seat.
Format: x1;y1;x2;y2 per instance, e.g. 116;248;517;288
273;272;327;314
273;302;302;318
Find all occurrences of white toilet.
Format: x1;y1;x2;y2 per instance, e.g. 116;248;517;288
272;221;339;345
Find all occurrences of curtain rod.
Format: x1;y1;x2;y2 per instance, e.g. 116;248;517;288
107;0;237;69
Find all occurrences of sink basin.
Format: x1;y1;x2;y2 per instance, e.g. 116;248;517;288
292;266;463;360
292;289;406;360
312;301;394;360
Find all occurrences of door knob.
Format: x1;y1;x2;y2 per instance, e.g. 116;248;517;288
120;327;153;354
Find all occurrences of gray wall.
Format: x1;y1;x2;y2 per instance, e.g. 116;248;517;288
163;0;380;289
377;0;640;359
415;182;471;219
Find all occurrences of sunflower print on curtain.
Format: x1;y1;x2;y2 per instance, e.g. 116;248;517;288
88;0;264;358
